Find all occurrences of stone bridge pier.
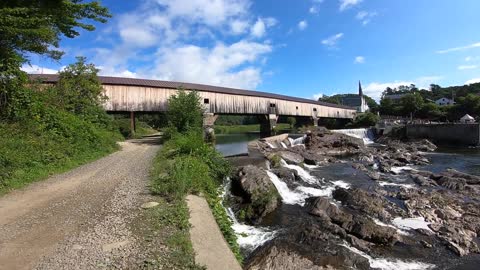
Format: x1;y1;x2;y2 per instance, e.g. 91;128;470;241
258;114;279;137
203;113;219;142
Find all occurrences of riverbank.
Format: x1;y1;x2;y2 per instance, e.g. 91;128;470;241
215;123;292;134
222;127;480;269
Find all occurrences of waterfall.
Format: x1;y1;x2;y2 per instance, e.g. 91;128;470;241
266;142;277;148
221;179;276;252
279;159;318;185
332;128;375;145
289;135;306;145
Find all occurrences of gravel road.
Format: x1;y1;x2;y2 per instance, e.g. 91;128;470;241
0;138;160;270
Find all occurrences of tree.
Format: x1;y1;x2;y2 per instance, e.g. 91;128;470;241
379;98;395;115
53;57;105;116
287;117;296;128
0;1;111;63
0;1;111;114
401;93;424;117
167;90;204;133
349;112;379;128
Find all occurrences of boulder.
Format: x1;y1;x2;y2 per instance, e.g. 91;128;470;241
230;165;280;224
277;151;304;165
271;167;299;189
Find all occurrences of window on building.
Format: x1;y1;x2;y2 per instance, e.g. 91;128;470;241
204;98;209;104
313;108;317;112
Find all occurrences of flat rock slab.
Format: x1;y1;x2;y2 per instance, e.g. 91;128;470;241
186;195;242;270
141;202;159;209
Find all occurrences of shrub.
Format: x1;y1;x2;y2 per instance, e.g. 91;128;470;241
166;89;204;133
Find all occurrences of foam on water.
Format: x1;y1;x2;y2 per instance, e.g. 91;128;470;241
290;135;306;145
266;142;277;148
392;217;433;232
279;159;319;185
281;142;288;148
226;208;277;251
378;181;415;189
391;166;414;174
342;243;435;270
267;171;335;206
373;218;410;236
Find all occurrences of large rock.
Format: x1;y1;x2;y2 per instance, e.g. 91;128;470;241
271;167;299;189
305;197;398;245
230;165;280;224
277;151;304;165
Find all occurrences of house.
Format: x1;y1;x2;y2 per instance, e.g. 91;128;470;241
339;81;369;113
383;93;407;104
460;114;475;123
435;97;455;106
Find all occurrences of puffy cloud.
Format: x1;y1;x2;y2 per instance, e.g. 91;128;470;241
21;64;59;74
436;42;480;54
354;56;365;64
339;0;363;11
150;40;272;89
230;20;250;34
309;6;319;14
363;76;443;101
322;33;344;48
250;17;277;38
466;78;480;85
298;20;308;30
312;93;324;100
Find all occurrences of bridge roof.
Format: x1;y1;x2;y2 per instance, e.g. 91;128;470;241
29;74;354;110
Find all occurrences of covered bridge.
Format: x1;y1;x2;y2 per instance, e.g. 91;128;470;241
31;74;356;134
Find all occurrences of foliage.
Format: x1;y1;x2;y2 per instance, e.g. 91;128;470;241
150;133;242;262
214;123;291;134
112;117;157;139
287;117;296;128
0;0;110;62
0;58;123;194
378;82;480;120
167;89;204;134
347;112;379;128
215;115;259;125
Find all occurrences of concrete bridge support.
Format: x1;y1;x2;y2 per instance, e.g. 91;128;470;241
203;113;218;143
259;114;278;137
130;111;136;134
312;116;319;127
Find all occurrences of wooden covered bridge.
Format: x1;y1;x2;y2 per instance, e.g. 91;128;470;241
31;75;356;135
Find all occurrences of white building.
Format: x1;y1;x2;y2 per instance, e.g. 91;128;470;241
460;114;475;123
435;97;455;106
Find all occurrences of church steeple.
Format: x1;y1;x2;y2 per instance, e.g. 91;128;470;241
358;80;363;97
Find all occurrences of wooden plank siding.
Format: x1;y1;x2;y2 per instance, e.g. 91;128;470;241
103;85;356;119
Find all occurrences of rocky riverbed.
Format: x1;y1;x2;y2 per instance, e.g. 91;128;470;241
225;128;480;270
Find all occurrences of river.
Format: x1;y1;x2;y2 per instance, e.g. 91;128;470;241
216;131;480;269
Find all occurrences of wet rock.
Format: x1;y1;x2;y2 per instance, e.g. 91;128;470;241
271;167;299;189
305;197;398;245
436;176;466;190
277;151;304;165
230;165;280;224
421;240;433;248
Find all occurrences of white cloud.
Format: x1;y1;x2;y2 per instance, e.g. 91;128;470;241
309;6;319;14
322;33;344;48
465;56;473;62
250;17;277;38
458;65;478;70
230;20;250;34
436;42;480;54
21;64;58;74
339;0;363;11
312;93;324;100
150;40;272;89
466;78;480;85
355;11;377;25
87;0;276;90
354;56;365;64
364;76;443;101
298;20;308;30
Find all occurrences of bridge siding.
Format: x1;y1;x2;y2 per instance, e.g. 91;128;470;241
103;85;356;119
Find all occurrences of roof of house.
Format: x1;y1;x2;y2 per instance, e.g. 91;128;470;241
461;114;475;120
29;74;354;110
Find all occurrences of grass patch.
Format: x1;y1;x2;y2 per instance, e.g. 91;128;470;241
150;130;243;264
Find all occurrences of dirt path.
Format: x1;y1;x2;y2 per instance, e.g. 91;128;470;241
186;195;242;270
0;138;160;270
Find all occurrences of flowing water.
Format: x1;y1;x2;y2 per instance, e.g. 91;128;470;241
332;128;376;145
218;132;480;268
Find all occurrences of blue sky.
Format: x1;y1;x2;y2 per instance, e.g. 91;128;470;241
23;0;480;101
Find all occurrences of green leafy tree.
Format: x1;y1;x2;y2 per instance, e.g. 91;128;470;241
53;57;105;116
379;98;395;115
287;117;296;128
167;90;204;133
401;93;424;117
0;0;111;115
349;112;379;128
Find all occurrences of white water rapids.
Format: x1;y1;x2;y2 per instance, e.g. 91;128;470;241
332;128;375;145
